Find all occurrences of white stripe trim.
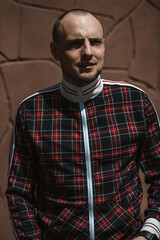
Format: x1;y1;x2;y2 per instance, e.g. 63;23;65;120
78;90;95;240
95;79;160;238
102;79;145;92
7;84;60;238
60;76;103;102
141;218;160;238
8;84;60;177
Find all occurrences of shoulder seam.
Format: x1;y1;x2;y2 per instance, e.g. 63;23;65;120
19;84;60;107
102;79;160;127
102;79;145;93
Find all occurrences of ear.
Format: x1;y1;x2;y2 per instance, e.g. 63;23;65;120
50;41;60;61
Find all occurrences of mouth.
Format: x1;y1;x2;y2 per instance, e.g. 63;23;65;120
77;62;96;69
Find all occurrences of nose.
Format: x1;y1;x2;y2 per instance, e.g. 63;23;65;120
81;39;92;58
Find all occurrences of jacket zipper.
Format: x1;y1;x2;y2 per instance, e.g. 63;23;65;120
78;89;95;240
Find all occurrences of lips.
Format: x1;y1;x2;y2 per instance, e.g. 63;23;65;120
77;62;96;68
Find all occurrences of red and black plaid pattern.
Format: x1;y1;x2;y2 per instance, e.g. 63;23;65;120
6;81;160;239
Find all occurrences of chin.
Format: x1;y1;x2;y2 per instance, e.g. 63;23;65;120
79;72;99;81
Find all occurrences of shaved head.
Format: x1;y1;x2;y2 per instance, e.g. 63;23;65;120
50;9;105;86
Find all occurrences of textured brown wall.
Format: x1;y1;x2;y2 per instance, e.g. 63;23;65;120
0;0;160;239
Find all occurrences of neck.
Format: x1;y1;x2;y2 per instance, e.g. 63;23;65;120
60;75;103;102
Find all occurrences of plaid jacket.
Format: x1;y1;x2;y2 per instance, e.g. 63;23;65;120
6;77;160;240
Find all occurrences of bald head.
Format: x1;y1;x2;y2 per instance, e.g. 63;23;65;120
52;9;104;45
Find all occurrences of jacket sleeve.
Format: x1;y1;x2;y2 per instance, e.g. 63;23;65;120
139;93;160;238
5;105;42;240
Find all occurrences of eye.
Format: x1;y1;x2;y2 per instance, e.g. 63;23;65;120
66;39;83;49
90;38;102;46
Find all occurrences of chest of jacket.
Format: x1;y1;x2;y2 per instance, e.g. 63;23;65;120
24;88;146;203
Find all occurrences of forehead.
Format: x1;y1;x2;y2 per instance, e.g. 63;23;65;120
59;13;104;40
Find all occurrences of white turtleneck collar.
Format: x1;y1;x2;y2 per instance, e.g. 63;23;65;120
60;75;103;103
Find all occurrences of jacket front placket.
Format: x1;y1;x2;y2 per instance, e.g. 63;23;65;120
78;88;95;240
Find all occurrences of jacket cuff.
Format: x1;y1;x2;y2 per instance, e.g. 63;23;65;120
140;218;160;239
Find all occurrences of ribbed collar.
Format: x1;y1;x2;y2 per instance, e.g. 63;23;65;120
60;75;103;103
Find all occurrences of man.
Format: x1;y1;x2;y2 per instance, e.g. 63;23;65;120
6;9;160;240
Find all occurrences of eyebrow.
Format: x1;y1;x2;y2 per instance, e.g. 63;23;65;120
66;38;84;44
66;37;103;44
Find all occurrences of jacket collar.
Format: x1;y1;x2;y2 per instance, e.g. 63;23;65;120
60;75;103;102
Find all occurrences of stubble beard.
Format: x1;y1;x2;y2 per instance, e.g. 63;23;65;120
62;65;103;87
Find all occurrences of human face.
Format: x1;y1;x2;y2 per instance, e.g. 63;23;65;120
51;13;105;87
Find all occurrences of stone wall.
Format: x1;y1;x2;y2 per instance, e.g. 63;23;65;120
0;0;160;239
